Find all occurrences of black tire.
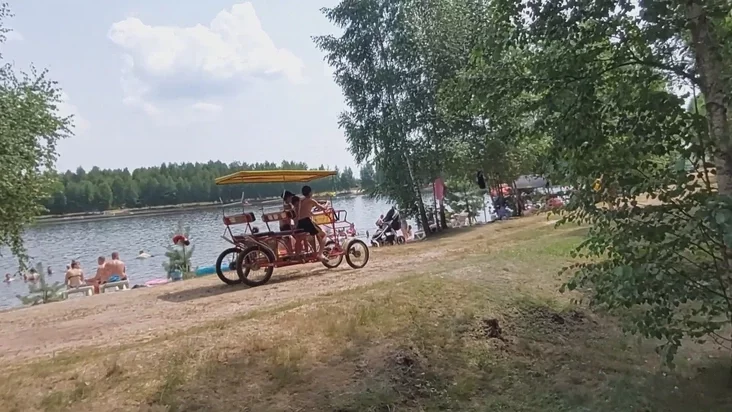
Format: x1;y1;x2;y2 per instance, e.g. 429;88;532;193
216;247;243;285
235;245;275;287
322;240;344;269
345;239;370;269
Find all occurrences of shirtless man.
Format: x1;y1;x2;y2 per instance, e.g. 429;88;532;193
106;252;127;281
296;185;328;261
86;256;106;293
65;261;85;288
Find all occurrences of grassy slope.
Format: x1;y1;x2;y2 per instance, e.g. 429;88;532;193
2;221;731;412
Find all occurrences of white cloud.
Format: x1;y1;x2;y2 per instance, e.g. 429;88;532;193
57;92;90;134
4;30;23;42
191;102;223;113
108;2;305;117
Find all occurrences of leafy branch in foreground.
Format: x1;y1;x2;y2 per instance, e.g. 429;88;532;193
163;221;195;280
16;262;65;305
505;0;732;367
0;3;70;270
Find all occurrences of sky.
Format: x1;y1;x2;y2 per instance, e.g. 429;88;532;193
1;0;355;173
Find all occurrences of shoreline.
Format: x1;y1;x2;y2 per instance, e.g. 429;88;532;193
35;189;365;225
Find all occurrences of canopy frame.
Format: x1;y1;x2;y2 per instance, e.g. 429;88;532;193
215;169;337;185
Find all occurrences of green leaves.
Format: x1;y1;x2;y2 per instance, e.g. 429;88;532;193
1;4;70;270
317;0;732;365
316;0;439;228
163;221;195;276
16;262;65;306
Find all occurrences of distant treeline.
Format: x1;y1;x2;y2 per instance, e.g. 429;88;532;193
44;161;378;215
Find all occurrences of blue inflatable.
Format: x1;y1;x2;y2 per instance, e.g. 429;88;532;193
195;265;217;276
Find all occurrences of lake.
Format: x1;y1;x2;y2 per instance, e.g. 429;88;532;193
2;195;492;310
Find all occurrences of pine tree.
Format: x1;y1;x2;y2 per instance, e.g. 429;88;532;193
16;262;65;305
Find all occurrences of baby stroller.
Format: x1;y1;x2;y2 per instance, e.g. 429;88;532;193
371;207;405;247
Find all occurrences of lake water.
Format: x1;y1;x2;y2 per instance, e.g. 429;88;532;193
2;195;495;310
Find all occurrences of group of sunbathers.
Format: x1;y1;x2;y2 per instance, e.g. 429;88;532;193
64;252;127;294
281;185;331;262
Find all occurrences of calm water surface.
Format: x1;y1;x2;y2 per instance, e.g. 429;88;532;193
0;196;402;309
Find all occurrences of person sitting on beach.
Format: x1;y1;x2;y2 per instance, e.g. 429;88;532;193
105;252;127;283
85;256;106;293
136;250;152;259
65;261;85;288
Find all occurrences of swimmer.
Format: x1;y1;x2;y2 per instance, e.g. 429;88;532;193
26;267;39;281
4;273;12;283
136;250;153;259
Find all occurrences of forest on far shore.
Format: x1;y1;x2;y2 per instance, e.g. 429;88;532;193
44;160;373;215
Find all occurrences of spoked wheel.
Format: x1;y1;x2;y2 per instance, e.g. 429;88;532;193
345;239;370;269
322;240;344;269
216;247;243;285
236;246;275;287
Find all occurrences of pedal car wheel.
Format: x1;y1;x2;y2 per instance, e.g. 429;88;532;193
322;240;344;269
216;247;243;285
345;239;370;269
236;246;275;287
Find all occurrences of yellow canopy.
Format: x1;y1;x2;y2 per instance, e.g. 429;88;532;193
215;170;337;185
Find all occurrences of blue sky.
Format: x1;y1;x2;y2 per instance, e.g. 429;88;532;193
1;0;354;173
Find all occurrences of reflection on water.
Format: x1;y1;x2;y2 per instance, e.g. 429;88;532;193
0;196;396;309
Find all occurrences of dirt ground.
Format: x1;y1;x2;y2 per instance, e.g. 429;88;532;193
0;217;543;365
3;215;732;412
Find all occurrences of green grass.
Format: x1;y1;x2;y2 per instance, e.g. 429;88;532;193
1;220;731;411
